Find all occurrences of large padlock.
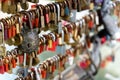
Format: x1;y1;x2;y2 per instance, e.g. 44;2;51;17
18;12;40;54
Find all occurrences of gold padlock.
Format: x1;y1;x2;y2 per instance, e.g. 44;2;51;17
0;22;6;56
63;27;70;43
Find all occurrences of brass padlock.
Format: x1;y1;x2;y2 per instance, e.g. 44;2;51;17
73;22;80;42
63;27;70;43
1;0;18;14
6;51;12;74
0;22;6;56
32;51;40;66
59;2;65;17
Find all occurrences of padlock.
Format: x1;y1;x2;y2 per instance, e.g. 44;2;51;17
70;1;77;22
90;0;94;10
18;11;40;54
58;55;64;71
88;15;94;29
52;56;58;69
1;0;18;14
47;35;53;50
3;57;9;72
49;33;56;51
37;38;42;54
0;58;5;74
38;5;45;28
52;4;57;26
49;4;56;29
18;53;24;66
0;22;6;56
63;27;70;43
59;2;65;17
45;5;50;28
13;16;23;46
7;51;13;74
11;51;17;68
1;19;8;41
29;10;36;28
76;0;81;12
73;22;80;42
64;0;70;17
6;19;12;39
13;48;19;65
32;51;40;66
56;3;61;22
51;58;56;72
35;9;39;28
42;63;47;79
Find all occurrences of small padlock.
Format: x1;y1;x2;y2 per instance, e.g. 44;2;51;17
42;63;47;79
0;58;5;74
44;6;50;27
18;53;24;66
63;27;70;43
47;4;52;24
64;0;70;17
51;58;56;72
7;52;13;74
11;52;16;68
88;15;94;29
3;57;9;72
14;48;19;65
35;9;39;28
58;55;64;71
49;33;56;51
48;35;53;50
32;51;40;66
90;0;94;10
2;0;18;14
38;5;45;28
59;2;65;17
13;17;23;46
73;22;80;42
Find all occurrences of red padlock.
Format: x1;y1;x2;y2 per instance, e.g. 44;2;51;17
8;27;12;39
41;69;46;79
11;58;16;68
88;20;94;29
19;54;24;65
35;18;39;28
11;25;16;37
0;58;5;74
3;58;9;72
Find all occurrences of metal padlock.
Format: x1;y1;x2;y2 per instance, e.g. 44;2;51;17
18;12;39;54
0;22;6;56
1;0;18;14
0;58;5;74
32;51;40;66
